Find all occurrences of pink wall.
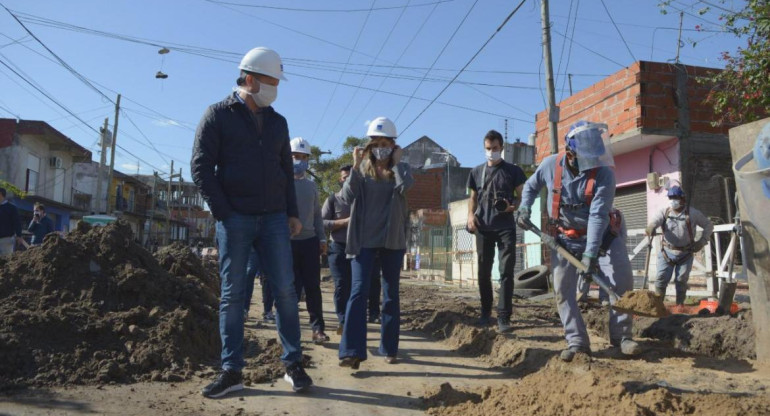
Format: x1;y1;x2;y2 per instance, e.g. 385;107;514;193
613;138;681;222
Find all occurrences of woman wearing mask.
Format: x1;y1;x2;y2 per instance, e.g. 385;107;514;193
338;116;414;369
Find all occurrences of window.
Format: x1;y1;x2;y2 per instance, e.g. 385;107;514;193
25;154;40;193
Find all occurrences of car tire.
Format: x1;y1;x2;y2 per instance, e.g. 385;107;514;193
513;265;549;290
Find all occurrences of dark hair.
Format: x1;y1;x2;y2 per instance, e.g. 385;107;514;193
236;70;254;86
340;165;352;172
0;187;5;197
34;203;46;212
484;130;504;147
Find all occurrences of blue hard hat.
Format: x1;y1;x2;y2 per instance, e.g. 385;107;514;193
667;185;685;198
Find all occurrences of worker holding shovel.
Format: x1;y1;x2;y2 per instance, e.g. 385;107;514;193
517;121;642;362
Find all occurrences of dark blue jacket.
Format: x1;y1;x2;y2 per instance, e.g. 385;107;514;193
191;92;298;221
0;201;22;238
28;215;55;245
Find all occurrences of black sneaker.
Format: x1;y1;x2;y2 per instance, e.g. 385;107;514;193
201;369;243;398
477;314;492;326
283;362;312;392
497;317;513;333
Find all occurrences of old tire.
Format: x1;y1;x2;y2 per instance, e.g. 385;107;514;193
513;265;549;290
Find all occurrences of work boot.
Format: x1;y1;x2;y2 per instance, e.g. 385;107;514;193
560;346;591;362
497;317;513;333
336;325;343;336
620;339;643;356
477;313;492;327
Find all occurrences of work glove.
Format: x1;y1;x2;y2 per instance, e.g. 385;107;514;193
580;252;598;275
516;207;531;229
691;240;707;252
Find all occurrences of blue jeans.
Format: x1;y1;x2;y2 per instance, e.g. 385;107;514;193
216;212;301;371
339;247;405;360
655;248;694;304
328;241;351;325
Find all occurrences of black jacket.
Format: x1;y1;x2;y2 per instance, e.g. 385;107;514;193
191;92;298;220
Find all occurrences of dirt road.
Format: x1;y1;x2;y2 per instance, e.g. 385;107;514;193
3;279;770;416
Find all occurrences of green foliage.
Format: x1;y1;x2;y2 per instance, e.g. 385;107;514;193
309;136;368;205
0;178;25;199
660;0;770;125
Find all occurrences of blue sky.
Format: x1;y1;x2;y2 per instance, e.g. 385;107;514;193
0;0;744;178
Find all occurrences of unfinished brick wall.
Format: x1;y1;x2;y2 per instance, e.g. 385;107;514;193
534;61;730;163
407;167;443;210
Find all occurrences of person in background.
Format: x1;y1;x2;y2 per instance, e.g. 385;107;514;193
322;165;353;335
243;248;274;323
0;188;23;256
290;137;329;345
28;203;55;246
466;130;527;333
338;116;414;369
646;185;714;305
192;46;311;398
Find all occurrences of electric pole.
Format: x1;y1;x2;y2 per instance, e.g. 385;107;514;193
107;94;121;212
166;160;182;244
568;74;574;96
540;0;559;155
95;117;109;214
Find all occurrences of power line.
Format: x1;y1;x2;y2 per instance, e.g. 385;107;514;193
332;0;443;148
599;0;636;62
2;5;114;104
286;71;532;124
551;28;626;68
394;0;479;122
311;0;376;139
319;0;413;147
399;0;528;136
204;0;454;13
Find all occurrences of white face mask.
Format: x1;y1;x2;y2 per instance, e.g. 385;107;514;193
250;82;277;107
485;150;502;162
372;147;393;161
670;199;682;210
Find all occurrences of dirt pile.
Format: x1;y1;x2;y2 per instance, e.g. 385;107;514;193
422;358;770;416
614;290;668;317
635;311;756;360
0;221;220;390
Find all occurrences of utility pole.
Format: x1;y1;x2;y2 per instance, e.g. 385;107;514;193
166;160;182;244
504;119;509;143
107;94;121;212
568;74;574;96
148;171;158;247
540;0;559;155
95;118;109;214
675;11;684;63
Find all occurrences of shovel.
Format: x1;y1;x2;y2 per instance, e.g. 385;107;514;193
641;231;655;290
519;218;665;318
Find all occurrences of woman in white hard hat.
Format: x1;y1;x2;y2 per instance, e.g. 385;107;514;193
338;116;414;368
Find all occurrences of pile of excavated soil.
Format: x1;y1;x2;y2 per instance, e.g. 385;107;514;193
0;221;221;390
635;311;756;360
614;290;668;317
422;358;770;416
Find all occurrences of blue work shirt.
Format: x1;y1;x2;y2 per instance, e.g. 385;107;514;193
520;153;615;256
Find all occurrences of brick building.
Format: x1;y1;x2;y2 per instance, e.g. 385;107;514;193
534;61;736;238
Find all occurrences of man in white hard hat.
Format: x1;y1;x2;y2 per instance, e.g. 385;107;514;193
289;137;330;344
192;46;312;398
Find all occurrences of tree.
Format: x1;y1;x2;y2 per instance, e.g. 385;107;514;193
309;136;368;206
661;1;770;125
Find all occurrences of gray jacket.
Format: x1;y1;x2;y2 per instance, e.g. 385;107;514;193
340;162;414;256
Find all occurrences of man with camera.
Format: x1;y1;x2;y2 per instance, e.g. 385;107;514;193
28;203;55;246
466;130;527;333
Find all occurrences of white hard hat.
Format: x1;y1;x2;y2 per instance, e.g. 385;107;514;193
239;47;287;81
366;116;397;139
290;137;312;155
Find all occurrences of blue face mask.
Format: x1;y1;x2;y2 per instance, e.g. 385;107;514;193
293;159;309;175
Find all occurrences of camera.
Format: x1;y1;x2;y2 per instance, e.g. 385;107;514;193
492;192;511;213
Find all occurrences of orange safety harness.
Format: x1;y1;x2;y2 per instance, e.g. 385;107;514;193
550;151;597;238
